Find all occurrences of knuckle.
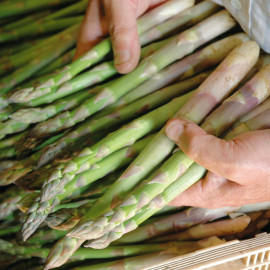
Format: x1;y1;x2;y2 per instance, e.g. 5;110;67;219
221;140;241;178
109;24;132;39
110;25;127;36
186;136;201;160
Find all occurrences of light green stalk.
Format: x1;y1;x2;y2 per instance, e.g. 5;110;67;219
14;11;237;152
0;132;25;149
0;239;50;259
0;90;94;139
0;160;17;172
0;16;83;43
34;48;75;77
200;64;270;137
0;0;77;19
87;64;270;249
21;136;153;240
113;33;249;110
39;92;192;202
0;146;16;159
150;215;251;242
9;0;194;104
24;61;117;107
140;0;220;45
0;24;79;95
0;186;25;220
1;10;51;31
23;36;173;108
0;25;75;76
44;0;88;21
0;148;48;186
68;41;259;241
10;90;95;124
46;236;224;269
0;105;13;122
0;225;20;236
225;107;270;140
236;96;270;126
37;76;202;167
115;207;236;244
0;130;106;186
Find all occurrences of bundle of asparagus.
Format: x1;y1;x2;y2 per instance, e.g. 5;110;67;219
1;1;270;270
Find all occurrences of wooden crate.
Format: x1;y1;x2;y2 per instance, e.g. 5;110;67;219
147;233;270;270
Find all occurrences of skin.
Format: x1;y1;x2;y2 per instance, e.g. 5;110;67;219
75;0;166;73
76;0;270;208
165;118;270;208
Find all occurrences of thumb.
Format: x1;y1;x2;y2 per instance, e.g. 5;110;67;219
165;118;237;179
102;0;141;74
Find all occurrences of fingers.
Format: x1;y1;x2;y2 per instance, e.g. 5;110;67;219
166;118;270;183
102;0;141;73
169;170;270;208
166;118;238;179
74;0;108;60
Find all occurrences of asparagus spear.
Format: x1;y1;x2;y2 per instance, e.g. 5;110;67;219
2;239;184;263
21;136;155;240
151;215;251;242
0;25;76;76
0;120;28;138
0;225;20;237
0;24;79;95
225;107;270;140
115;202;270;244
200;64;270;137
19;92;190;237
46;171;134;231
24;61;117;108
37;76;202;167
10;91;93;124
34;48;75;77
113;33;249;110
0;16;83;43
48;41;259;260
0;130;107;186
0;239;49;259
44;0;88;21
17;192;40;213
0;105;14;122
0;0;77;19
236;96;270;125
14;11;237;159
0;132;25;149
38;92;192;201
67;41;260;240
0;160;18;172
0;148;47;186
27;228;67;246
8;0;194;104
87;97;270;249
24;36;174;108
46;203;93;231
0;90;94;139
46;236;224;270
0;186;25;220
140;0;220;45
0;146;16;159
1;10;51;31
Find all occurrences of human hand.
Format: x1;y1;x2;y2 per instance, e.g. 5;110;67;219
165;118;270;208
75;0;166;74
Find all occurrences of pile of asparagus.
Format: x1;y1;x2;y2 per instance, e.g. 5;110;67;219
1;0;270;269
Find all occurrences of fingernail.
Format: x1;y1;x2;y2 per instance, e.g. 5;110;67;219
115;50;131;66
166;120;183;142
